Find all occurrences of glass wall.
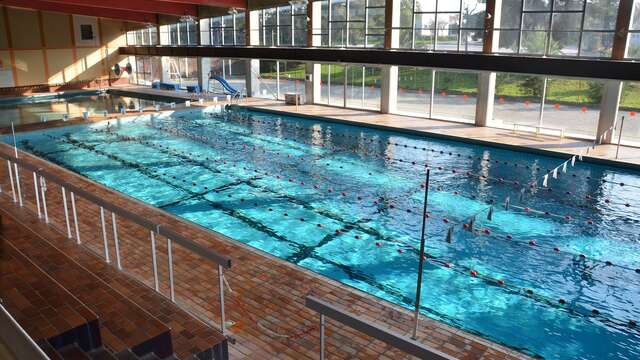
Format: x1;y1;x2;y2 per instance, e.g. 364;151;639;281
129;56;162;86
394;0;486;51
207;58;247;94
396;67;433;116
432;70;477;122
314;0;385;48
160;21;198;46
317;64;380;109
253;3;308;47
277;62;306;99
494;0;620;57
126;27;159;46
255;60;306;99
493;73;545;128
617;81;640;145
161;57;199;89
628;0;640;58
318;64;346;106
490;72;602;138
200;12;246;46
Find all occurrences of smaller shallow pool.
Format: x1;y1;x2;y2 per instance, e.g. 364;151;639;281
0;89;185;127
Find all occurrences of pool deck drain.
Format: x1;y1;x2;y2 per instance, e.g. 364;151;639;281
0;142;532;359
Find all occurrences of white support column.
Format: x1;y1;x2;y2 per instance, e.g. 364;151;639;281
475;72;496;127
200;57;210;93
245;59;261;97
305;62;315;104
380;65;398;114
596;80;623;144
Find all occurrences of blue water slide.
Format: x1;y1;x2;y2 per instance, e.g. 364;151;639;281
211;75;240;96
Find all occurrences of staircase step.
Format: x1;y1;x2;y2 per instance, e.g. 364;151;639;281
0;241;101;351
0;214;173;359
87;347;119;360
57;344;91;360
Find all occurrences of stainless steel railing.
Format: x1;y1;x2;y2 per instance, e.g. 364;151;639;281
0;300;50;360
305;296;455;360
0;149;232;335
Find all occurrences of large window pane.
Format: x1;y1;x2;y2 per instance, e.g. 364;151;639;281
617;81;640;145
580;32;614;57
432;71;477;123
395;67;432;117
277;61;305;99
258;60;278;99
542;78;601;138
492;73;544;129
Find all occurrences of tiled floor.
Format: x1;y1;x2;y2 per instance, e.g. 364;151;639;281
0;139;530;359
0;240;98;343
238;99;640;168
0;200;227;358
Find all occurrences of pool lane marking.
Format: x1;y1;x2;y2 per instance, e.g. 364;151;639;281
153;122;636;213
62;126;640;277
30;133;640;336
94;126;640;272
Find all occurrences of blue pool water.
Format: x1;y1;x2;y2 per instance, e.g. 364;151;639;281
6;107;640;359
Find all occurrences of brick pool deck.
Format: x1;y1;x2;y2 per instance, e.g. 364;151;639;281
0;116;533;358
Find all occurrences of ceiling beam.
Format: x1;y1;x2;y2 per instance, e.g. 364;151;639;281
41;0;198;16
119;46;640;81
1;0;159;23
155;0;247;10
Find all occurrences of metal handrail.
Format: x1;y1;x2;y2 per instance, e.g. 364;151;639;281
305;296;455;360
0;150;230;269
0;301;50;360
0;147;232;335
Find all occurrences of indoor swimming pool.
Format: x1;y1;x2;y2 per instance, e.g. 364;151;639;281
5;107;640;359
0;89;185;127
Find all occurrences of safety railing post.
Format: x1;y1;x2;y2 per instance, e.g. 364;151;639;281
61;187;72;238
150;230;159;292
100;206;110;263
167;238;175;302
218;264;226;335
39;176;48;223
6;161;16;203
70;192;80;244
33;171;41;218
319;314;325;360
13;163;23;207
111;212;121;270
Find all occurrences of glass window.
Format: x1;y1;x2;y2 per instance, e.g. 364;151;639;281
207;12;246;46
345;65;381;110
393;0;485;52
395;67;433;117
314;0;385;48
494;0;620;58
491;73;544;129
543;78;601;138
432;71;477;123
208;58;247;95
318;64;345;106
627;0;640;58
255;4;307;47
277;61;306;99
126;27;159;46
617;81;640;145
